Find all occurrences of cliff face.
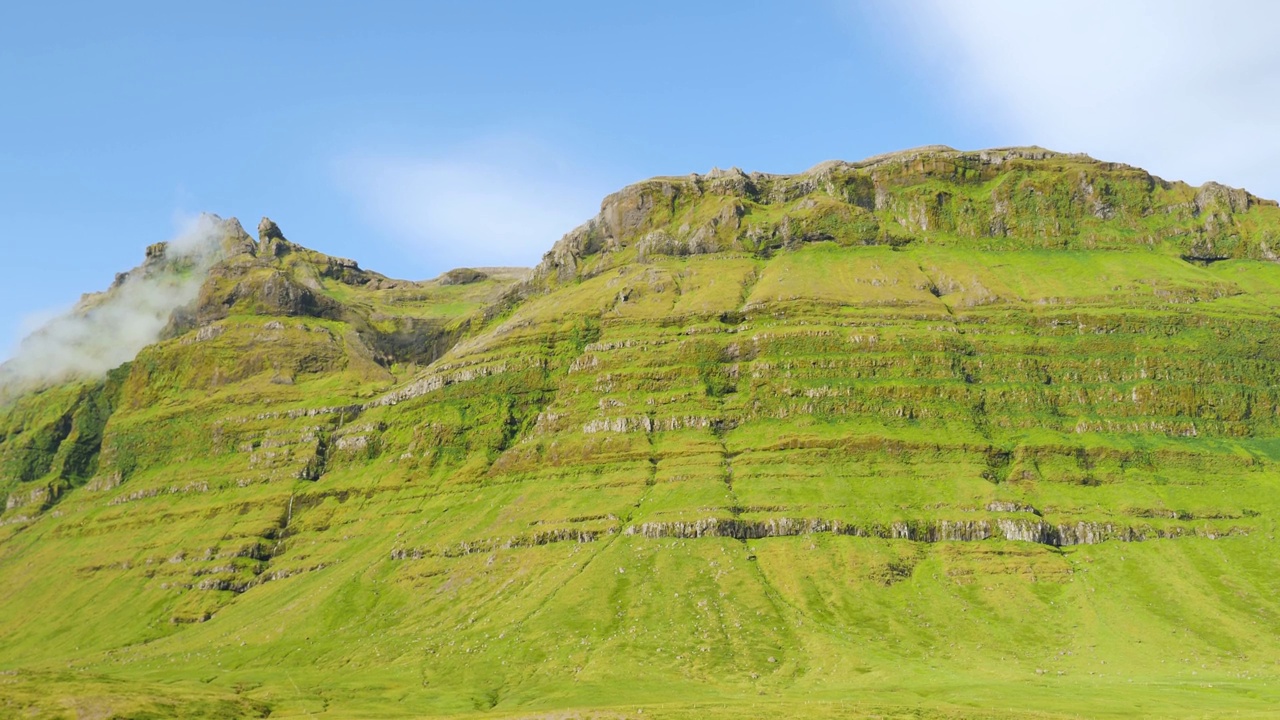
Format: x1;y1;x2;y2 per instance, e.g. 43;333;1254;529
0;215;528;527
532;146;1280;288
1;149;1280;719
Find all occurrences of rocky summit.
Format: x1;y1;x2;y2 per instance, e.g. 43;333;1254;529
2;146;1280;719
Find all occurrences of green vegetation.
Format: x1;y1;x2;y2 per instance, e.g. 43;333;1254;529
2;147;1280;718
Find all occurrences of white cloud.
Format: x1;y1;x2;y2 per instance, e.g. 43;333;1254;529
0;215;226;397
336;137;606;270
884;0;1280;198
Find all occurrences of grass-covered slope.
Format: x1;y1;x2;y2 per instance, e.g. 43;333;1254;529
2;147;1280;719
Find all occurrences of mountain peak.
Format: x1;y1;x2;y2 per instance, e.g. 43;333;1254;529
531;146;1279;288
3;145;1280;718
257;216;285;242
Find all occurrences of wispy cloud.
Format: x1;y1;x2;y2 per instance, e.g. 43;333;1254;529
0;215;227;397
880;0;1280;198
336;136;607;271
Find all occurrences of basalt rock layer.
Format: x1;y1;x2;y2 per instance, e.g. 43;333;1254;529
1;147;1280;719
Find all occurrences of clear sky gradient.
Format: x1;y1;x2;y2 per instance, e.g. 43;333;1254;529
2;1;1278;355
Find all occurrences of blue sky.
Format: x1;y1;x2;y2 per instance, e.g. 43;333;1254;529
3;1;1278;356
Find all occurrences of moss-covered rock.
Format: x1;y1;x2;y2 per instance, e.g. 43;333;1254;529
2;147;1280;719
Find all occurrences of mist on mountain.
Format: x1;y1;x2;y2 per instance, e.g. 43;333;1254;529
0;216;226;398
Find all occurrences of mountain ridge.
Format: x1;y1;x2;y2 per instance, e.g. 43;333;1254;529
530;146;1278;293
1;146;1280;719
8;143;1275;399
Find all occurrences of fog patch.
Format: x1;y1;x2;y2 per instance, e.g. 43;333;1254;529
0;215;227;399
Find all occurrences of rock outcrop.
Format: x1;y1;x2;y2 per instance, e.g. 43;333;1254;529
530;146;1279;288
1;146;1279;719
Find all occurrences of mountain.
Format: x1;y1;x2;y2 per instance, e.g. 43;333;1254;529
2;146;1280;719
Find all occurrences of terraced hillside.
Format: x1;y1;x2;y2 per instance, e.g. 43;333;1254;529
2;147;1280;719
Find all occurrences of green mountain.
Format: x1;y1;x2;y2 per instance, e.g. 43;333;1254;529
3;146;1280;719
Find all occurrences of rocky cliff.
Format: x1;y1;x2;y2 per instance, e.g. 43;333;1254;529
0;147;1279;719
532;146;1279;288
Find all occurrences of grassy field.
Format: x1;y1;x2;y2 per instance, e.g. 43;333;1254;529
2;149;1280;718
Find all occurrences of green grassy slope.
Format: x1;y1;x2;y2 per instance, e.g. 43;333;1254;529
2;147;1280;719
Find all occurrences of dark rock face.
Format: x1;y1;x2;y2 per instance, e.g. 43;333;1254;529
362;317;458;367
194;266;340;325
255;271;325;316
318;256;370;286
258;217;285;242
258;217;291;257
144;242;168;262
1195;181;1252;215
217;217;258;257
